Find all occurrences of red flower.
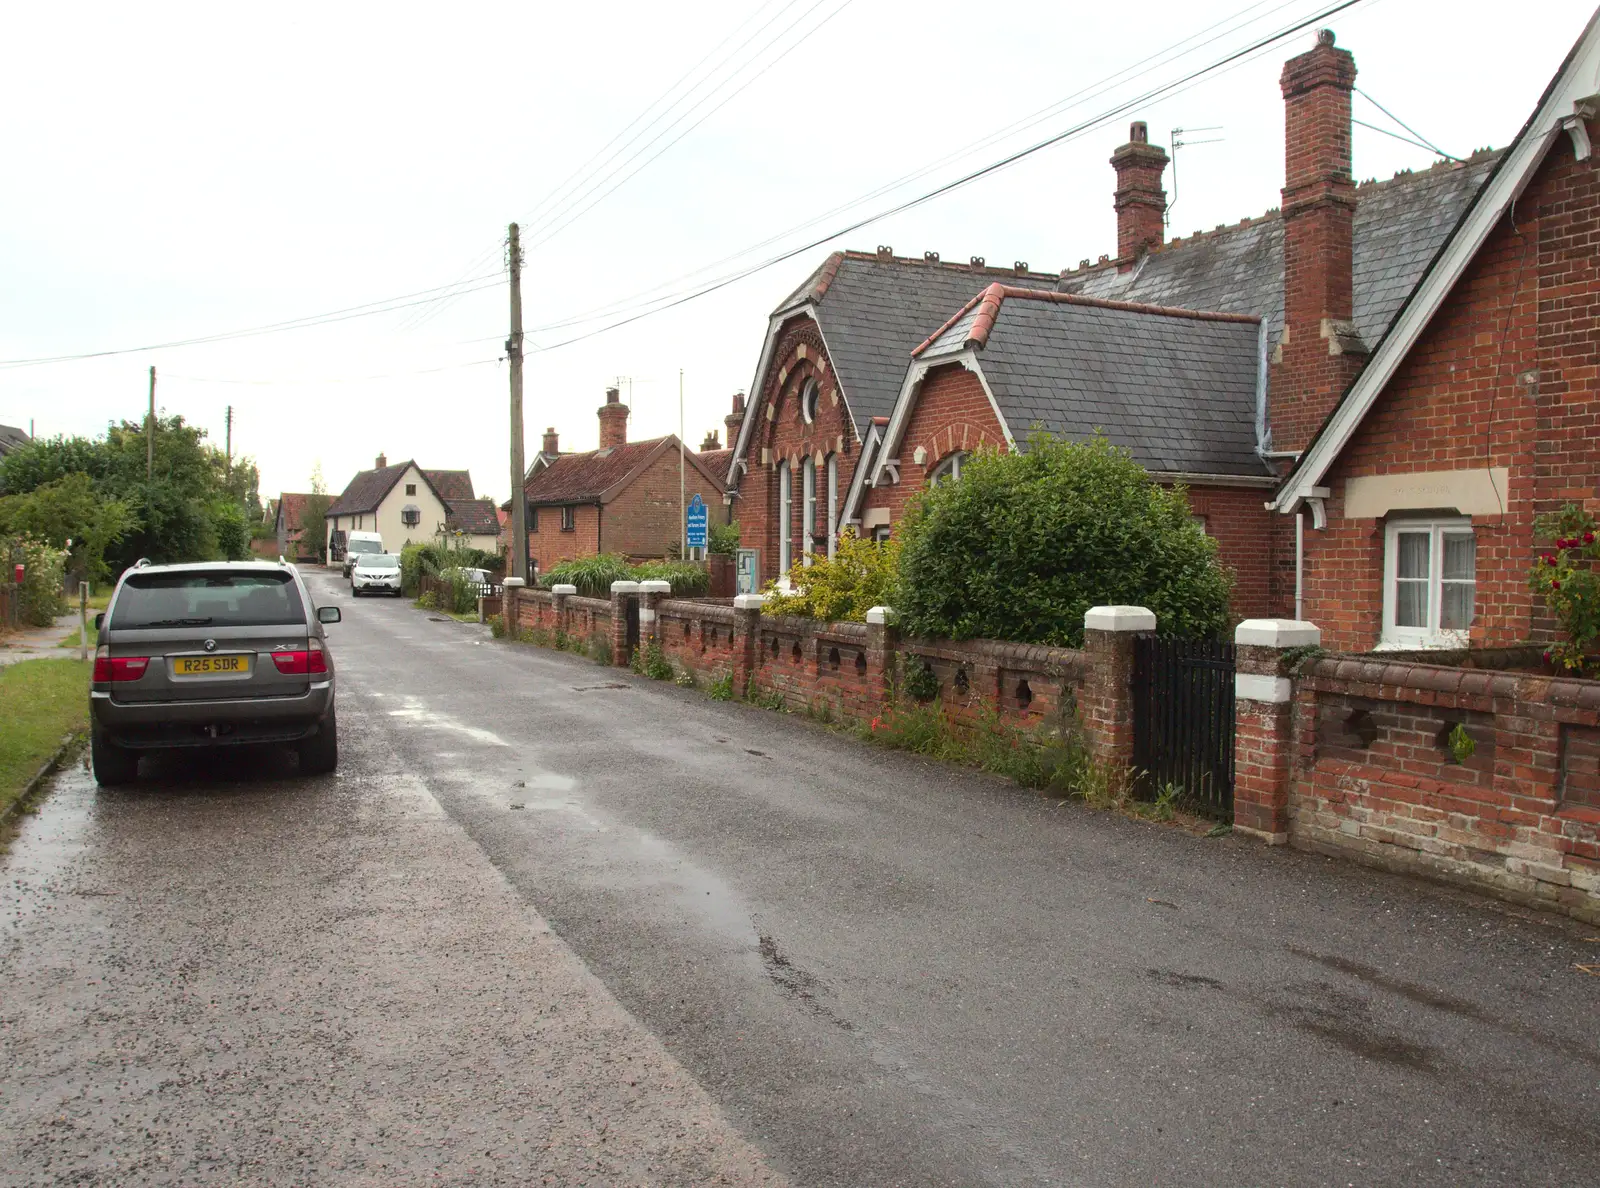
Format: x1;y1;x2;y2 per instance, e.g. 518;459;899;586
1553;580;1562;590
1544;651;1553;663
1586;532;1596;545
1544;554;1557;566
869;716;883;733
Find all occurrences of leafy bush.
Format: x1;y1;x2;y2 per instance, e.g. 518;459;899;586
4;536;68;626
896;434;1231;647
543;553;636;598
709;521;741;556
542;554;711;597
763;529;899;622
416;590;439;610
1531;505;1600;672
708;672;735;701
0;473;133;583
634;560;710;596
444;568;477;615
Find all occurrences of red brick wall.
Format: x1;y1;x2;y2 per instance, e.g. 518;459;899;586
604;449;723;560
1303;120;1600;651
656;601;740;685
526;503;600;575
862;362;1007;530
1287;656;1600;922
1186;486;1276;621
736;317;861;584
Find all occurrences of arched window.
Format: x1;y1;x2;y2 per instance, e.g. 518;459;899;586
928;451;968;484
778;460;792;574
801;377;820;424
825;453;838;558
801;456;817;566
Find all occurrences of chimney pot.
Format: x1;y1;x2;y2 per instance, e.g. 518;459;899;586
375;453;387;469
1130;120;1148;143
542;427;559;455
700;430;721;452
605;386;620;404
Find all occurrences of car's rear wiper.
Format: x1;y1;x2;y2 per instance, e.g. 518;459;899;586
142;617;215;626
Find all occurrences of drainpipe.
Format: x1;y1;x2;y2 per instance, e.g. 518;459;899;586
1295;508;1304;621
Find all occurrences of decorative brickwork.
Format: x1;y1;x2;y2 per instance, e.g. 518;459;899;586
737;317;860;584
1278;656;1600;922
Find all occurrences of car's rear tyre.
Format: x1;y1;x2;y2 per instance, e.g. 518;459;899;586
298;712;338;776
91;732;139;786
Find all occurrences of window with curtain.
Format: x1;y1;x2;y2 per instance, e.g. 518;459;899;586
801;457;817;566
825;453;838;558
778;461;792;574
1382;518;1475;647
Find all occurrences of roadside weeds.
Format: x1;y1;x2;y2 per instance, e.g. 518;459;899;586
0;658;91;831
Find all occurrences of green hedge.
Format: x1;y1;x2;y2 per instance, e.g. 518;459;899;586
541;554;709;598
895;434;1232;647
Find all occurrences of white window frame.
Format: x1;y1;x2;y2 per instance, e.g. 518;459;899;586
801;456;817;566
928;450;967;484
1380;516;1475;650
778;461;792;574
825;453;838;558
800;377;820;424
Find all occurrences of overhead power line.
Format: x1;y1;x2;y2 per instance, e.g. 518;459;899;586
512;0;1370;354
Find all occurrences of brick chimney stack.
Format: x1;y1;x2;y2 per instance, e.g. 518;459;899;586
1272;29;1368;453
597;387;629;449
541;427;559;456
725;393;746;445
1110;121;1169;267
700;430;721;452
375;452;387;469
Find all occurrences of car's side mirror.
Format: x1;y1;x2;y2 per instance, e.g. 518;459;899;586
93;613;104;631
317;606;342;624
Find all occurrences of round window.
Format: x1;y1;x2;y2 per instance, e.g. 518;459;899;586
801;378;820;424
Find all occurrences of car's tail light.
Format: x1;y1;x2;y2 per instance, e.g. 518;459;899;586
271;647;327;676
92;647;149;682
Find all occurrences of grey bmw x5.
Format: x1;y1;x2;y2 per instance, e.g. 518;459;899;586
89;560;342;785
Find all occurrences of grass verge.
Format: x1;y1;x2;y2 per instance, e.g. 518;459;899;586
0;658;90;819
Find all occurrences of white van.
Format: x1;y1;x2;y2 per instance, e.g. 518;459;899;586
342;530;385;578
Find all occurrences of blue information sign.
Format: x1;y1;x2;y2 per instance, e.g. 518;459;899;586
686;493;708;548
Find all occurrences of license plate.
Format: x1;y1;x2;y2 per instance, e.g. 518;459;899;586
172;654;252;677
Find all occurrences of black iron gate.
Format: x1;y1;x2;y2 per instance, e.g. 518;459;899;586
1132;637;1236;818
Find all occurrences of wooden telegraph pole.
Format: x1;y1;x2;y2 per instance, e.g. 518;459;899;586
224;405;233;482
146;366;156;479
506;224;529;582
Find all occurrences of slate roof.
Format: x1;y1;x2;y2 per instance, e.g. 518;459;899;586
425;469;475;503
920;288;1266;476
326;461;416;516
0;424;30;459
775;253;1067;426
1058;153;1501;348
445;498;500;536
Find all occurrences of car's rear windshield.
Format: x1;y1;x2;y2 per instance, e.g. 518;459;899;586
348;539;383;555
110;572;306;629
361;554;400;569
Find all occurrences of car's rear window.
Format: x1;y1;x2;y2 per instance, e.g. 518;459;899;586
111;572;306;629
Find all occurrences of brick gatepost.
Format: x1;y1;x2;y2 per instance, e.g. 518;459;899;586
609;580;639;667
1232;618;1320;844
638;580;671;645
731;592;765;696
865;607;899;709
1080;606;1154;769
501;577;524;633
550;583;575;637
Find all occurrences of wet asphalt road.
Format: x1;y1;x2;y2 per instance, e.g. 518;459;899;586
5;568;1600;1186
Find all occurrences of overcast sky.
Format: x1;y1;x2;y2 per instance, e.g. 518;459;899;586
1;0;1594;507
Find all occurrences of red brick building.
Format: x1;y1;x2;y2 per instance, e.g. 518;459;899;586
724;30;1500;621
1275;14;1600;652
516;388;728;573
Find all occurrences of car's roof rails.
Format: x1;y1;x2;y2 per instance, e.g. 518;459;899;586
133;557;152;568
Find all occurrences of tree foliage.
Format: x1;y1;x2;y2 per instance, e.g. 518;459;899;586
0;473;133;582
895;435;1232;646
0;414;257;575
